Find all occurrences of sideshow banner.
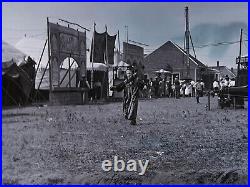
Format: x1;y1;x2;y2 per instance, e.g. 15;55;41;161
49;22;86;87
90;31;116;64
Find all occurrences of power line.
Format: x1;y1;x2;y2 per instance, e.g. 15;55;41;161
145;39;249;52
194;39;248;49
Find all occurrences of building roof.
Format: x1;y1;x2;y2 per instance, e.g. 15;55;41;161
209;66;236;79
172;42;206;67
144;41;207;75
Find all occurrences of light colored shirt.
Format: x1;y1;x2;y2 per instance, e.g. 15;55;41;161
185;85;192;95
223;80;229;87
213;81;219;88
229;80;235;87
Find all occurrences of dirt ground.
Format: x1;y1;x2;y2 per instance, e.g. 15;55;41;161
2;96;248;184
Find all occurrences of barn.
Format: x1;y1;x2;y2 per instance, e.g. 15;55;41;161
144;41;209;82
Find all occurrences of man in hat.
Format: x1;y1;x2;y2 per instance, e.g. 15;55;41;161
111;66;144;125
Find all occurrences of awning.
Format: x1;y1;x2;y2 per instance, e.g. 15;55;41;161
155;69;172;74
86;62;108;72
113;61;130;67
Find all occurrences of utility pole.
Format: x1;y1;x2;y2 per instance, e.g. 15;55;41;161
185;6;190;77
125;26;128;64
91;22;96;89
47;17;52;92
237;28;243;86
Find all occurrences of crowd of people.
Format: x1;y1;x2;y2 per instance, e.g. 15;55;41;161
140;74;236;100
110;65;237;125
139;76;205;100
212;75;235;92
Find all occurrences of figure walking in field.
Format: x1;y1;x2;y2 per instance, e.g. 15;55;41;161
111;66;144;125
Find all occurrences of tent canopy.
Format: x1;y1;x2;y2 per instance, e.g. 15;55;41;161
86;62;108;72
155;69;172;74
113;60;130;67
2;41;27;69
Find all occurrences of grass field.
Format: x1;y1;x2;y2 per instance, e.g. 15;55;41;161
2;96;248;184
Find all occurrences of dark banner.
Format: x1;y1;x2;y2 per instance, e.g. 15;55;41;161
90;31;106;63
90;31;116;64
105;34;116;65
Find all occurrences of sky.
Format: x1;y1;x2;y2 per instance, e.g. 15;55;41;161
2;2;248;68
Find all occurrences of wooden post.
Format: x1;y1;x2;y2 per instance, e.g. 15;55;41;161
68;57;71;88
35;39;47;76
237;29;243;86
208;91;211;111
194;68;197;82
91;23;95;90
47;17;52;92
185;6;190;77
37;61;49;90
60;60;75;86
233;97;236;110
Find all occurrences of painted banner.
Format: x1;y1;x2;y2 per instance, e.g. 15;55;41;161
49;22;86;88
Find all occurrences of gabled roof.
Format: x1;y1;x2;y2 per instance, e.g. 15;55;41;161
144;41;206;69
209;65;236;79
170;41;206;67
144;41;207;78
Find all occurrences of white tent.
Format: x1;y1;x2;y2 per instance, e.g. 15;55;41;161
15;36;92;69
2;41;27;69
155;69;172;74
15;37;48;69
113;60;130;67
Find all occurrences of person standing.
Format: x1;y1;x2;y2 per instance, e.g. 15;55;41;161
181;82;186;97
167;81;173;97
174;78;181;99
229;78;236;87
224;75;230;87
81;76;90;103
149;78;154;99
200;80;205;97
195;80;202;103
111;66;143;125
213;80;219;93
190;80;195;97
185;83;192;97
154;77;160;98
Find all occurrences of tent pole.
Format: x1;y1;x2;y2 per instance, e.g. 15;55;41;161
65;71;77;87
68;57;71;88
91;23;95;89
37;61;49;91
35;39;47;76
59;60;75;86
